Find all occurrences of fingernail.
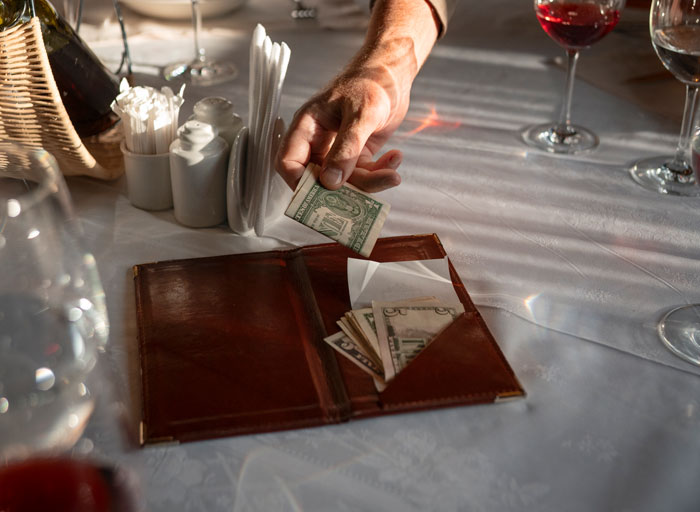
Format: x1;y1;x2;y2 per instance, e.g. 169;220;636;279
322;167;343;187
388;155;401;169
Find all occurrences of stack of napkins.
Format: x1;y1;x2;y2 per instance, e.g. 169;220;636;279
229;24;291;236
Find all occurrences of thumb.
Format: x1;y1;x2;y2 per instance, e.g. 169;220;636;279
320;119;373;190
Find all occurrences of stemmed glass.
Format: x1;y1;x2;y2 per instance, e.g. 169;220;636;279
163;0;238;86
523;0;625;154
629;0;700;196
0;142;109;462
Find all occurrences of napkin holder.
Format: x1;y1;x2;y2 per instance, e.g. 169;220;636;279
0;18;123;180
226;119;292;235
133;233;525;445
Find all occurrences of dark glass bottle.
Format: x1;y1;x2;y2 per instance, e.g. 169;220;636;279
0;0;120;137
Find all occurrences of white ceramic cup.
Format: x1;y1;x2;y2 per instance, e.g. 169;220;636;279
121;141;173;211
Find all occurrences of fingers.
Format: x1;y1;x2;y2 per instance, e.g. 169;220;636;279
274;113;317;190
347;167;401;192
320;110;381;190
348;149;402;192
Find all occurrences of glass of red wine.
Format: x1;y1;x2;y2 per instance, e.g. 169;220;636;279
522;0;625;154
629;0;700;196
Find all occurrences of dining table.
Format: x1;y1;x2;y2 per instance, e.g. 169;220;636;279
64;0;700;510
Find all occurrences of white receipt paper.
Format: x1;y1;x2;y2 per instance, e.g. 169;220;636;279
347;257;461;310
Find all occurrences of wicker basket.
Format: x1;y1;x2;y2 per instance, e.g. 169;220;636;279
0;17;123;180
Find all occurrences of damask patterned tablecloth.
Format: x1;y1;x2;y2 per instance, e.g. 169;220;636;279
73;1;700;510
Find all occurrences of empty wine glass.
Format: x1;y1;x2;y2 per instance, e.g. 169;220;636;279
658;304;700;366
0;142;109;463
163;0;238;86
522;0;625;154
629;0;700;196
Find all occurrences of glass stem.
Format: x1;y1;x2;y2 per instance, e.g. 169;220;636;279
191;0;206;63
556;49;580;136
667;85;698;173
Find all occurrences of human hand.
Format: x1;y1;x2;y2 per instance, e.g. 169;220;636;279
275;60;408;192
275;0;440;192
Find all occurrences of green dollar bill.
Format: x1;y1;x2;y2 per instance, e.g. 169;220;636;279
284;164;390;257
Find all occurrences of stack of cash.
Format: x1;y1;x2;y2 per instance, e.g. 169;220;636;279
324;298;465;390
284;163;390;257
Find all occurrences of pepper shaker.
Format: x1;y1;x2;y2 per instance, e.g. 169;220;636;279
169;120;228;228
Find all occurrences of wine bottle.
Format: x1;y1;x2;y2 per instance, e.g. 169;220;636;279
0;0;120;137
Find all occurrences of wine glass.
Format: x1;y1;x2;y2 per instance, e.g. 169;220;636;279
629;0;700;196
658;304;700;366
163;0;238;86
0;142;109;463
522;0;625;154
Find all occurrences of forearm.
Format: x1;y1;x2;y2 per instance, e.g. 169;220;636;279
351;0;440;93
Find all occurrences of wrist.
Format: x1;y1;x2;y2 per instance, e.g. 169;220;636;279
358;0;439;93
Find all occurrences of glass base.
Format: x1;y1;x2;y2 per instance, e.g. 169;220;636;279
521;122;599;154
658;304;700;366
629;155;700;196
163;59;238;87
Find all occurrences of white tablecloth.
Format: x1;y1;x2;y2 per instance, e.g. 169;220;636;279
72;1;700;510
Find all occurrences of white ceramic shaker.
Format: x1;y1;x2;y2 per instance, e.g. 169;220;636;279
169;120;228;228
190;96;243;148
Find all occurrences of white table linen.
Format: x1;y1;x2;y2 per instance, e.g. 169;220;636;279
71;1;700;510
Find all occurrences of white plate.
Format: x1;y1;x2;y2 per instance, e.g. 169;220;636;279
121;0;247;21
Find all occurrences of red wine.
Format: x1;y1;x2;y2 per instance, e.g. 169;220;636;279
536;2;620;49
0;458;135;512
653;26;700;85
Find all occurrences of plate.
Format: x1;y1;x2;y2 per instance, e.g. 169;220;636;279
121;0;247;21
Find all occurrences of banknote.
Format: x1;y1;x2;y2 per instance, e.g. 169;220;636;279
284;163;390;257
337;318;380;366
347;308;380;358
323;330;385;383
347;297;439;361
372;301;465;382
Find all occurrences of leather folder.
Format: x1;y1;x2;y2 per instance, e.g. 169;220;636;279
133;234;524;445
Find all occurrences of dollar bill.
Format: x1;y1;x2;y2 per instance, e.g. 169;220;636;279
337;318;380;366
373;301;465;382
347;297;438;360
284;163;390;257
323;330;385;383
347;308;380;358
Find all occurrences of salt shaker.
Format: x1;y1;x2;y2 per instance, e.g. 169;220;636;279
190;97;243;148
169;120;228;228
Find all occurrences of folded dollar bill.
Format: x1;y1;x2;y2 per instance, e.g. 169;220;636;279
323;297;463;390
284;163;390;257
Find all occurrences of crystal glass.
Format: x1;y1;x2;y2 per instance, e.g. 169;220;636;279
658;304;700;366
163;0;238;86
522;0;625;154
629;0;700;195
0;143;109;463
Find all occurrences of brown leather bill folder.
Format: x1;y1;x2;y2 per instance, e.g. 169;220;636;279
133;234;524;445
